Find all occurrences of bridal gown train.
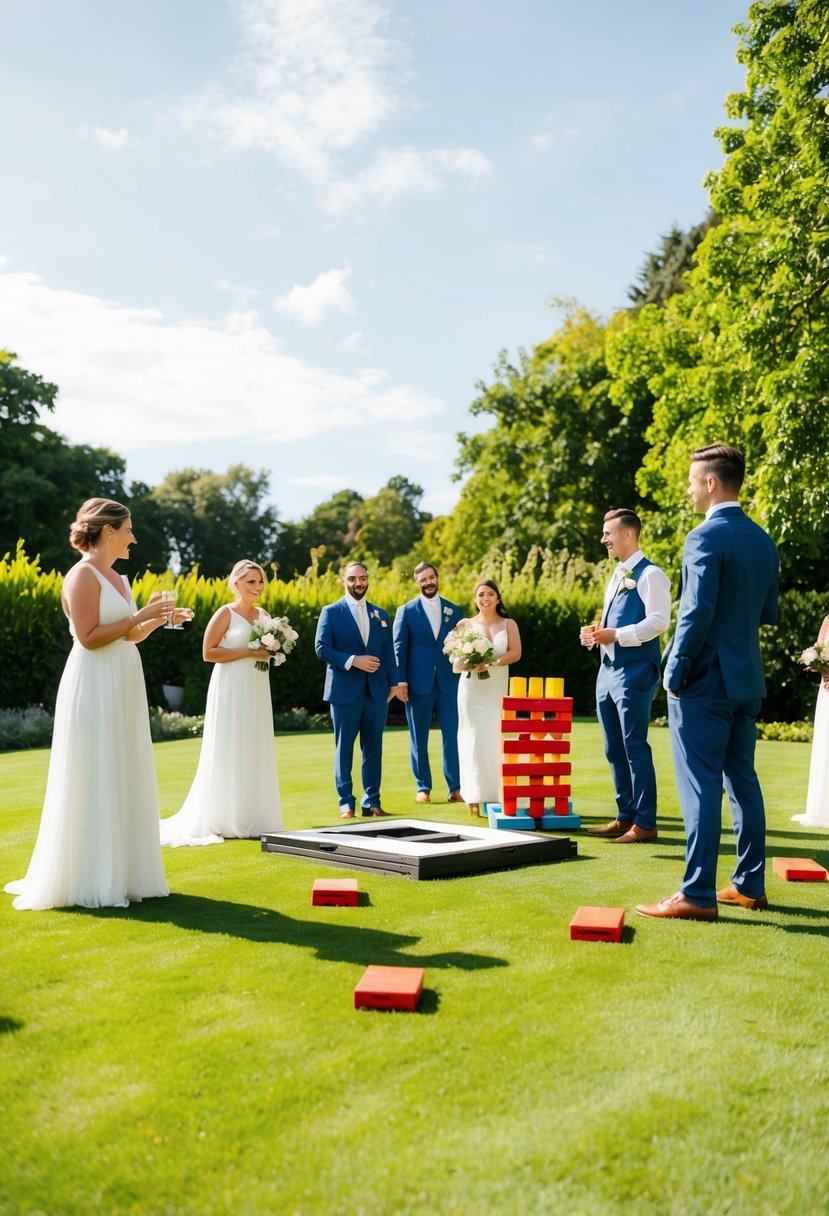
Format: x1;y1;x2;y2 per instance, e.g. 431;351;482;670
160;607;282;846
792;682;829;829
457;629;509;805
5;565;169;910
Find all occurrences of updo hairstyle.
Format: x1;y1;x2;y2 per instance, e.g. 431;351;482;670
69;499;131;553
228;559;267;594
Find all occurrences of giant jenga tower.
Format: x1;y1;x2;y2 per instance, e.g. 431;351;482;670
484;676;580;831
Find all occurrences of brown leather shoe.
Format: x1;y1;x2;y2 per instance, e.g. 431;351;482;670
367;806;390;817
447;790;464;803
614;826;659;844
415;791;431;804
716;883;769;910
587;818;631;837
635;893;718;921
340;807;356;819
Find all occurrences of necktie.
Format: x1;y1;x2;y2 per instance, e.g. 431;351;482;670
358;602;369;645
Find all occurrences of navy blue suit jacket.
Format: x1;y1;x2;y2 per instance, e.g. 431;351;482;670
393;596;462;696
663;505;779;698
315;598;399;704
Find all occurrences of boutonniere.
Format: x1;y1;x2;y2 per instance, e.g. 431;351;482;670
443;606;453;618
621;568;637;591
371;609;387;628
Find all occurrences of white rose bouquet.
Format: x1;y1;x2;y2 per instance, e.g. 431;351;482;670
249;613;299;673
443;625;497;680
799;641;829;675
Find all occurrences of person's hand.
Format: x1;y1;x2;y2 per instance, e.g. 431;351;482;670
353;654;380;673
171;608;194;626
137;598;173;624
592;627;615;646
396;684;409;703
579;624;596;649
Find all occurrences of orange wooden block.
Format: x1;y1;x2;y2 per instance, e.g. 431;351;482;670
772;857;828;882
354;965;425;1011
312;877;359;905
570;906;625;942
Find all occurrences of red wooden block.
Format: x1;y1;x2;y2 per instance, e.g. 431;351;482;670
312;877;359;906
501;762;571;778
354;965;424;1011
569;906;625;942
501;718;572;734
502;697;573;713
503;739;571;755
772;857;828;882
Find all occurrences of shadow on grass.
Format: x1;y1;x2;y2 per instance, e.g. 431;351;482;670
76;893;508;972
356;989;441;1016
0;1016;24;1036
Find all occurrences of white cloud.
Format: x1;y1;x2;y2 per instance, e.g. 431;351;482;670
386;428;448;462
530;132;555;152
77;125;136;150
529;125;580;154
338;330;367;352
324;146;492;214
179;0;491;211
273;265;356;324
0;267;442;451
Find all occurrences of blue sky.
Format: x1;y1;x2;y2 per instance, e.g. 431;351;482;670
0;0;748;523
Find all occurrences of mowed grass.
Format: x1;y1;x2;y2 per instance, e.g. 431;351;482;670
2;723;829;1216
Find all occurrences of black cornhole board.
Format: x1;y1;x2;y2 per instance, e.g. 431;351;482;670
261;818;577;880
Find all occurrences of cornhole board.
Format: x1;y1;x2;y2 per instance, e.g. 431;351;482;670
569;906;625;942
312;877;359;906
262;819;577;880
772;857;828;882
354;965;424;1011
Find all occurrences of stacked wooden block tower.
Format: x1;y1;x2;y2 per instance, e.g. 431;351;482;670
485;676;580;831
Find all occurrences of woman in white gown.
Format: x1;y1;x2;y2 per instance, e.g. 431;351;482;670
6;498;180;911
454;580;522;815
160;559;283;846
792;612;829;829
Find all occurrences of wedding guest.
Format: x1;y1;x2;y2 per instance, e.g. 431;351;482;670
579;509;671;843
6;498;182;910
314;561;400;819
393;562;463;805
637;444;779;921
160;559;283;846
454;580;521;816
791;612;829;830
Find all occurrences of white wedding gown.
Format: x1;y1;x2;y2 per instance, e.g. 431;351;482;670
792;683;829;829
457;629;509;805
6;566;169;910
160;607;282;846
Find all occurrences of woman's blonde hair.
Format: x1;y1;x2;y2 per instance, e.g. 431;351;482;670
228;559;267;593
69;498;131;553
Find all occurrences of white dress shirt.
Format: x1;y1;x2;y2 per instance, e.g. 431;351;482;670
600;548;671;661
343;592;369;670
420;592;441;638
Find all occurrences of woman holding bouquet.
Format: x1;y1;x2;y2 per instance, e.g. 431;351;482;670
792;612;829;830
160;559;283;846
453;580;521;815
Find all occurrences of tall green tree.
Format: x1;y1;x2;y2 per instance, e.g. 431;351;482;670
608;0;829;584
275;488;363;576
151;465;279;578
0;350;139;571
438;305;653;571
353;476;431;568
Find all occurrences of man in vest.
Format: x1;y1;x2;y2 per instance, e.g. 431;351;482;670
580;508;671;843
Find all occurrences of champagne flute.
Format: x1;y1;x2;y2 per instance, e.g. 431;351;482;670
160;590;177;629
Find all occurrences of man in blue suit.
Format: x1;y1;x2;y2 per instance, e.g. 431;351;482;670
637;444;779;921
393;562;463;805
580;509;671;843
315;561;400;819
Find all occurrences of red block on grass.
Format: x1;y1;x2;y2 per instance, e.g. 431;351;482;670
772;857;828;882
312;877;359;906
569;906;625;943
354;965;425;1011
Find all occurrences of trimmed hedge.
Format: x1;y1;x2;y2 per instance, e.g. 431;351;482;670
1;543;825;723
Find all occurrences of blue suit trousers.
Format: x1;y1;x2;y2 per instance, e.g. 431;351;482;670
331;696;390;810
668;665;765;907
405;682;460;794
596;657;659;831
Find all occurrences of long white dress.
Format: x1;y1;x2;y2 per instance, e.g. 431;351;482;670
160;607;282;846
457;629;509;805
5;566;169;910
791;682;829;828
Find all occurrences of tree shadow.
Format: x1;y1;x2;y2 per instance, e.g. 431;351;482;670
71;893;508;972
0;1016;24;1036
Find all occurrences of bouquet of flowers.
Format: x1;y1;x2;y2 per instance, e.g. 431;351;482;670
443;626;497;680
799;640;829;675
249;613;299;672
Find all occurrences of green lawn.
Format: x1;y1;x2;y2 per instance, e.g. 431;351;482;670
2;724;828;1216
